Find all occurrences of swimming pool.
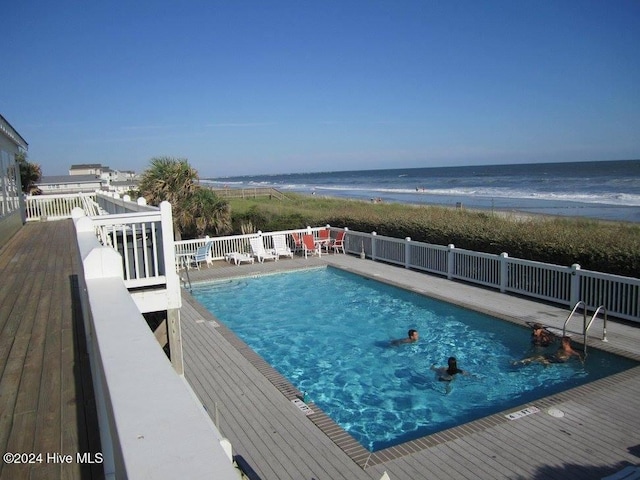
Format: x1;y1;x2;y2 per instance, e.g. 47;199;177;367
191;267;638;452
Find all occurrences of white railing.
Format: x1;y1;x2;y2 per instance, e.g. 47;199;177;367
178;226;640;323
25;191;158;221
175;226;331;261
73;213;238;479
25;192;99;221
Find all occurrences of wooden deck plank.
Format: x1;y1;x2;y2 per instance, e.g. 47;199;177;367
0;221;101;480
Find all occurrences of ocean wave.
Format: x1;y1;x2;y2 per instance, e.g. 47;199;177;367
203;173;640;207
278;184;640;206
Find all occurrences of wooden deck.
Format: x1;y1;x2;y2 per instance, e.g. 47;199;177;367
0;221;102;480
181;255;640;480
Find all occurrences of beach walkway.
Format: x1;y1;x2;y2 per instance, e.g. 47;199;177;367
181;255;640;480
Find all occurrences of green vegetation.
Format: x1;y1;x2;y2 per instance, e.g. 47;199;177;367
16;151;42;194
229;193;640;278
138;157;231;239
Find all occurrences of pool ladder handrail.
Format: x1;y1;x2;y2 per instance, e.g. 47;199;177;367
562;301;608;354
180;267;193;293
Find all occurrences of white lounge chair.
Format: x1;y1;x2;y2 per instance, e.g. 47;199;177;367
224;252;255;266
249;237;278;263
272;234;294;259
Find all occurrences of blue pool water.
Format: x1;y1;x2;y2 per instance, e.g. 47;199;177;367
191;268;638;452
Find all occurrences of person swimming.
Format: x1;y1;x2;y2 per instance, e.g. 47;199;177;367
514;336;583;366
431;356;467;382
530;323;554;347
390;329;419;346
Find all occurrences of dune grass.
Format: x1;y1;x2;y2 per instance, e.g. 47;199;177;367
227;193;640;278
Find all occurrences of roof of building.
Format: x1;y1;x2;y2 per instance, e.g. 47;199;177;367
0;113;29;149
69;164;103;170
38;175;104;185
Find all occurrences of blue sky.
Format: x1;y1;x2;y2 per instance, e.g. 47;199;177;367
3;1;639;177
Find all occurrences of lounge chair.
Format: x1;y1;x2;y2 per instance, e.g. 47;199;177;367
330;230;346;254
249;236;278;263
191;240;213;269
272;234;294;259
302;234;321;259
224;251;255;266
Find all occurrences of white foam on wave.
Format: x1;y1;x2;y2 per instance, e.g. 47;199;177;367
205;179;640;207
307;185;640;206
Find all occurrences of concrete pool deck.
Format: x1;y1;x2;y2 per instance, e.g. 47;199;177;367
180;254;640;480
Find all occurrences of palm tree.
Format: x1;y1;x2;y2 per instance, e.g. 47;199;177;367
182;188;232;237
138;157;199;239
138;156;230;239
138;156;198;206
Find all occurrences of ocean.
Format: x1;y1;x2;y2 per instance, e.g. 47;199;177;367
205;159;640;223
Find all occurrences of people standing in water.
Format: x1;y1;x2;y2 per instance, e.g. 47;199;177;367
530;323;554;348
514;336;583;366
390;329;419;346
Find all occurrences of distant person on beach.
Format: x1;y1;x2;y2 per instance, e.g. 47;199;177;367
514;336;583;366
530;323;554;348
390;329;419;346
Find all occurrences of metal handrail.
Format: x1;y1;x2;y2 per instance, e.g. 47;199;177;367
563;301;608;355
562;301;586;337
585;306;608;354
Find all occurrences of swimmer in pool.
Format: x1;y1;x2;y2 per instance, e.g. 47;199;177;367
431;357;469;394
530;323;554;348
514;336;583;366
390;329;419;346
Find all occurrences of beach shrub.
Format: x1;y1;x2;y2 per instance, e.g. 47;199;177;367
226;194;640;278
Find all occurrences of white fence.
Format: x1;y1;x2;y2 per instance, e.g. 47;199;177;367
177;226;640;323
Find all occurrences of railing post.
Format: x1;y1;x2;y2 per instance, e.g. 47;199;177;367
500;253;509;293
137;197;147;206
570;263;581;307
160;201;184;375
405;237;411;269
371;232;377;261
447;244;455;280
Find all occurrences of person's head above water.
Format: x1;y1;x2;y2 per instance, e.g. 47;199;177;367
447;357;460;374
408;329;419;341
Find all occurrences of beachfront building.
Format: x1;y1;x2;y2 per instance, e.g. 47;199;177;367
0;114;28;245
37;174;105;194
69;163;104;176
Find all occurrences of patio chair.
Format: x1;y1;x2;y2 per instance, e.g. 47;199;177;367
317;228;331;253
272;234;294;259
330;230;346;254
191;241;213;269
302;234;321;259
249;236;278;263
